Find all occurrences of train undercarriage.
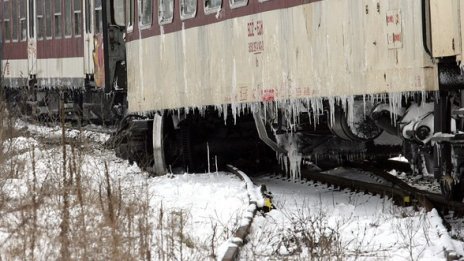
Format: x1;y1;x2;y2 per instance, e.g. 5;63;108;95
2;62;464;202
112;75;464;202
2;78;126;126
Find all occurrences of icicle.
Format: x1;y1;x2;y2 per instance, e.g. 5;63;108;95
363;94;366;117
182;22;189;98
231;58;238;125
207;142;210;173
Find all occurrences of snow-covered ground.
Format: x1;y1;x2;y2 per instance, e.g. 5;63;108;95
1;122;248;260
1;122;463;260
242;176;464;260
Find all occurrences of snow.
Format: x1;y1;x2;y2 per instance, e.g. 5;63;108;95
14;119;111;144
1;123;463;260
0;125;249;260
241;175;464;260
390;154;410;163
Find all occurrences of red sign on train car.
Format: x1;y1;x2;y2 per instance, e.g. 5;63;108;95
261;89;275;102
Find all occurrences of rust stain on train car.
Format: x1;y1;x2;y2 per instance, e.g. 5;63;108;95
93;34;105;88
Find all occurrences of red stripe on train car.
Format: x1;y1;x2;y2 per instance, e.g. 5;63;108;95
3;42;27;60
36;37;84;59
3;37;84;60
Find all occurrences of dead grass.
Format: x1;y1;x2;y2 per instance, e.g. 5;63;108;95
0;97;155;259
0;98;230;260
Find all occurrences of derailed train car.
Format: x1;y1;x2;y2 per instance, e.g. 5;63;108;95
1;0;464;201
119;0;464;200
0;0;126;122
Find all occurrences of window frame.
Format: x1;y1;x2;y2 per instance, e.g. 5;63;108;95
158;0;174;25
113;0;125;26
180;0;196;20
45;0;53;39
11;0;18;42
36;0;45;40
229;0;247;9
204;0;221;15
64;0;73;37
3;0;11;43
54;0;62;38
19;0;27;41
138;0;153;29
94;0;102;34
74;0;82;37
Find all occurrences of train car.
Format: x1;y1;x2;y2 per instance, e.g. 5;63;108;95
0;0;126;123
115;0;464;200
1;0;463;200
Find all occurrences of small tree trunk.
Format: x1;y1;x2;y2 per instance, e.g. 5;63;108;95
59;96;70;260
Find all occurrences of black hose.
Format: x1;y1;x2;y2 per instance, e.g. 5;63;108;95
421;0;433;57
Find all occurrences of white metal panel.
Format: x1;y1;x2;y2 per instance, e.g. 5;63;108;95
34;57;85;87
126;0;438;113
460;0;464;63
430;0;461;57
83;0;94;75
27;0;37;75
1;59;29;87
35;57;85;78
2;59;28;78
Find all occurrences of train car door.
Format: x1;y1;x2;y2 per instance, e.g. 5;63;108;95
83;0;95;83
27;0;36;78
0;20;3;76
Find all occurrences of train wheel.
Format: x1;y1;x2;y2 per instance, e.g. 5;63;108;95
152;113;190;174
153;114;167;174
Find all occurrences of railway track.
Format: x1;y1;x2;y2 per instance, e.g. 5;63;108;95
304;161;464;218
222;161;464;260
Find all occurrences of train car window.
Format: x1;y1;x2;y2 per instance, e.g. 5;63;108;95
94;0;102;33
113;0;125;26
126;0;134;29
204;0;221;14
3;0;10;42
36;1;45;39
229;0;247;9
180;0;196;20
65;0;72;36
74;0;82;36
28;0;34;38
45;0;52;38
11;0;17;41
139;0;152;26
54;0;62;38
159;0;173;25
19;0;26;41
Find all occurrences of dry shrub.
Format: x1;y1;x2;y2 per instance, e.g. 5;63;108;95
0;113;154;260
0;98;229;260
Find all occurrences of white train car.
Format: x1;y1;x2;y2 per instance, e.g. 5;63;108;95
125;0;445;111
117;0;464;200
